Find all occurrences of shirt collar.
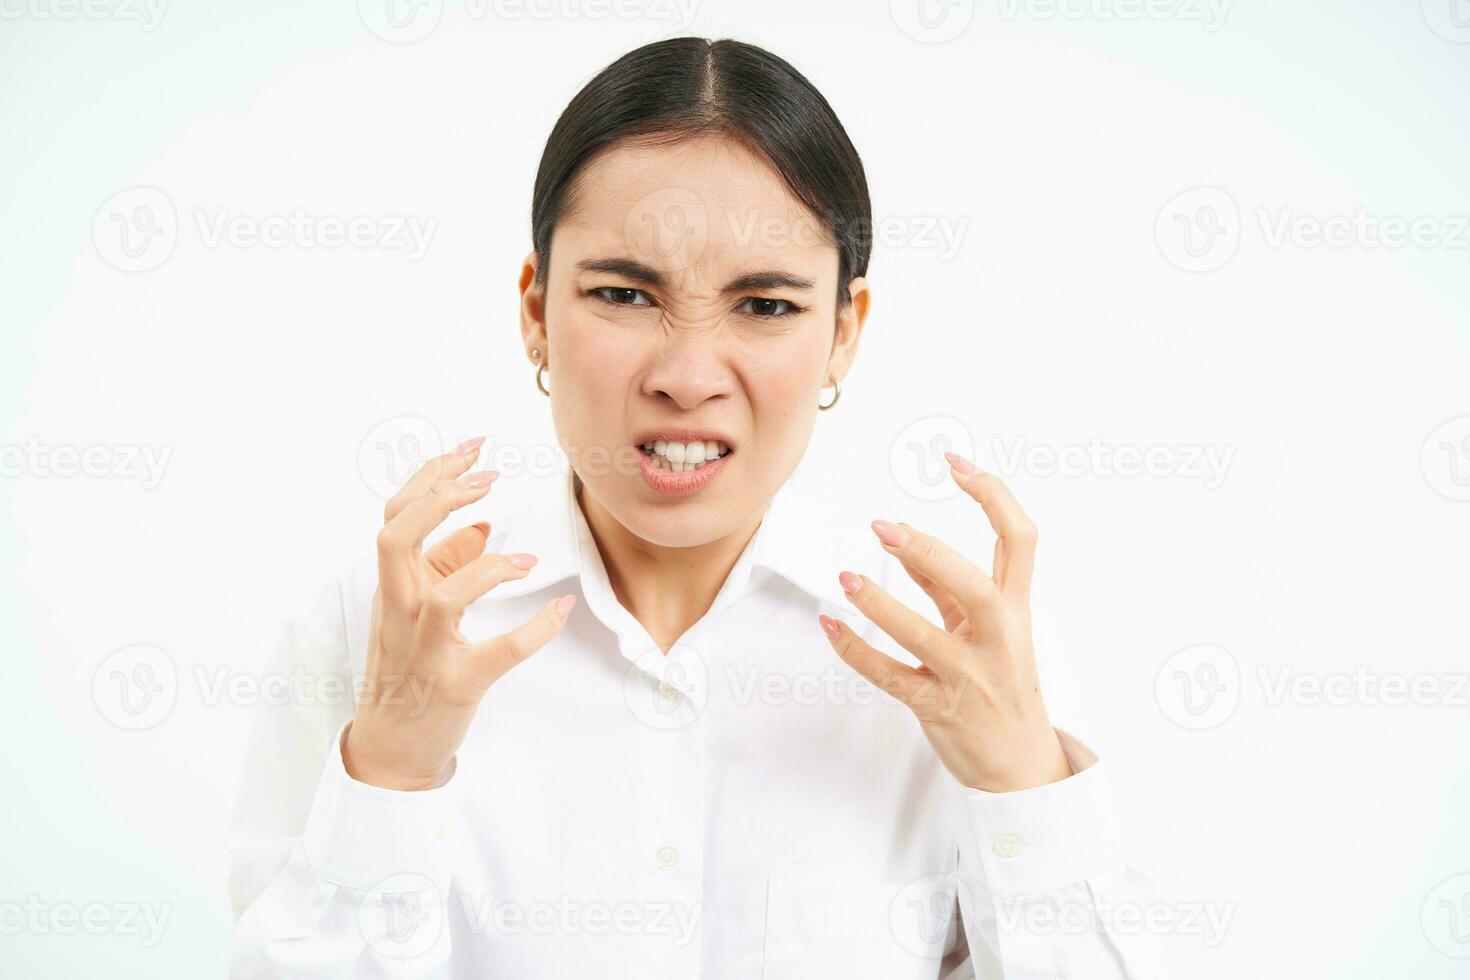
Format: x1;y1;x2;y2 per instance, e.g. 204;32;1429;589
488;466;858;613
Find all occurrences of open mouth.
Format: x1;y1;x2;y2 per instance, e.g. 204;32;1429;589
637;439;733;473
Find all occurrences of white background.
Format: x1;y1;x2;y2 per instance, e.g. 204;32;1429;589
2;0;1468;976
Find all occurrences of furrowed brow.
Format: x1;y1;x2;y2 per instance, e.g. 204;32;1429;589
576;257;667;289
721;271;816;293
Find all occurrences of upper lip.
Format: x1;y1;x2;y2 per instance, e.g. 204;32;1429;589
633;427;736;451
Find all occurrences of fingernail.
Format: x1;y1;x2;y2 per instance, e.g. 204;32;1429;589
461;470;499;488
944;452;975;475
556;594;577;616
472;521;491;536
508;553;537;570
818;614;840;639
454;436;486;455
838;570;864;595
871;519;909;548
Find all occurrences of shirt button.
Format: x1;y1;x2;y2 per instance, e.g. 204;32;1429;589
992;834;1022;859
657;681;679;700
655;846;680;870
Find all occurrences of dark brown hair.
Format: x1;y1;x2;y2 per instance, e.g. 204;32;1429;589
530;37;872;307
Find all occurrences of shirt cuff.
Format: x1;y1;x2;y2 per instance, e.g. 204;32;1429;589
960;727;1124;901
300;720;463;891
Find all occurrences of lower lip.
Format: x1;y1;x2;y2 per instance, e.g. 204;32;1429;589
636;449;733;496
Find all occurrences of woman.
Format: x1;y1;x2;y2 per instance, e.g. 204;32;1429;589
229;37;1161;979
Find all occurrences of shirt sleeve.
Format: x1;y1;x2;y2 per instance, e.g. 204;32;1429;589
226;576;461;979
949;729;1168;979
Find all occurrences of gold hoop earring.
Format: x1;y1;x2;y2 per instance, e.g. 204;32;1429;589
818;379;841;411
535;360;550;397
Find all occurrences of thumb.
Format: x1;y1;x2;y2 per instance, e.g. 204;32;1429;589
424;521;491;577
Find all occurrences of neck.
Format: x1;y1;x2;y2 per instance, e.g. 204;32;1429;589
575;474;766;654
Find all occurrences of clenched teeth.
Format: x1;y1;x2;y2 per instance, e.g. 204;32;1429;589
641;439;731;472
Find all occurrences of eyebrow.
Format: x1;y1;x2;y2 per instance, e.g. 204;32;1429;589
575;257;815;293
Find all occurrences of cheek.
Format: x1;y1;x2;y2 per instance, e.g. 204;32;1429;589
741;332;829;431
552;308;641;398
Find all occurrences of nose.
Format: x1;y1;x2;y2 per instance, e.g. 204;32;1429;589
640;322;735;411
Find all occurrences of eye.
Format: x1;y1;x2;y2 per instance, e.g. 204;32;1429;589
739;297;804;319
590;286;654;308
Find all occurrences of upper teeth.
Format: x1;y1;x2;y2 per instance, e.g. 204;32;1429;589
642;439;730;471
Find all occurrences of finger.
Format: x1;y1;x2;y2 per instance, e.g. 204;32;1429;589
819;614;925;706
384;437;485;524
945;454;1038;598
870;519;1001;628
472;593;577;685
424;522;492;578
837;571;959;670
897;558;967;633
378;472;498;604
418;551;538;641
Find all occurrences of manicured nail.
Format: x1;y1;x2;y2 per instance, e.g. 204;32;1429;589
944;451;975;475
461;470;499;488
871;519;910;548
838;571;864;595
508;553;538;570
818;614;840;639
555;594;577;616
454;436;486;455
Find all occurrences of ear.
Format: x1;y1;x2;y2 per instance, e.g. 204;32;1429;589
519;249;548;363
826;275;870;384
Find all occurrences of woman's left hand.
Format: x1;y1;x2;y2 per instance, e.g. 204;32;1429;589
820;452;1072;793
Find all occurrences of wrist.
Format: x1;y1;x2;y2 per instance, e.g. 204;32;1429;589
966;729;1071;793
342;720;452;791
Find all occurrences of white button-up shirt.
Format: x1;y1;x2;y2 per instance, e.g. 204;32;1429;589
228;467;1163;978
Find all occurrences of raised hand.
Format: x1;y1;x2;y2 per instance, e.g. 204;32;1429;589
343;437;577;790
820;453;1071;793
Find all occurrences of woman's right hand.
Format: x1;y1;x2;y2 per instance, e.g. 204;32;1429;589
343;437;576;790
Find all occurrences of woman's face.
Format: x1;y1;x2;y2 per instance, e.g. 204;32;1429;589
519;133;869;547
